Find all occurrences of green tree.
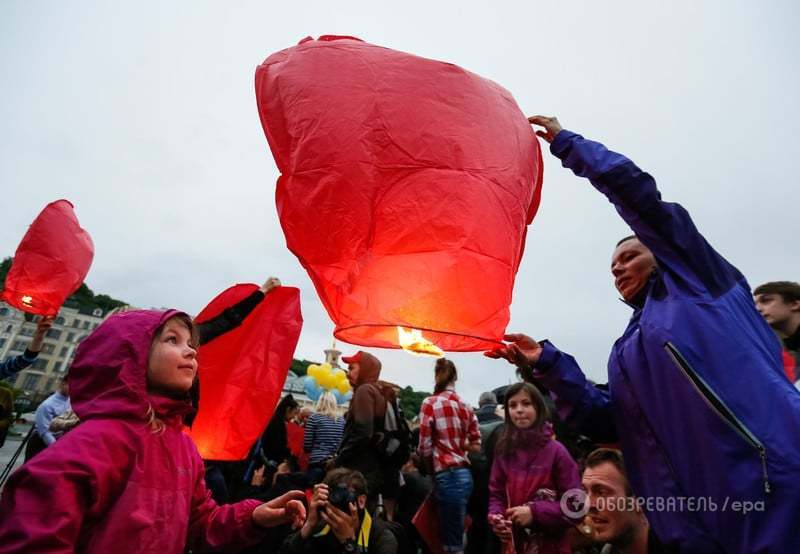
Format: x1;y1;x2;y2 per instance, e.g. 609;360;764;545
0;257;11;284
398;385;430;419
290;358;312;377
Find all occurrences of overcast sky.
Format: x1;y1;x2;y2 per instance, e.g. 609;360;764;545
2;1;798;405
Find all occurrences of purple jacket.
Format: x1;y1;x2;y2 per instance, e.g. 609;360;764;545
488;425;580;554
532;130;800;552
0;310;266;553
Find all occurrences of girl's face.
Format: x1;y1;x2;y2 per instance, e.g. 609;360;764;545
508;389;538;429
147;318;197;395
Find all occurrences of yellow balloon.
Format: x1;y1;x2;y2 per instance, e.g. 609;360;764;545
307;364;321;378
336;379;350;394
323;373;337;390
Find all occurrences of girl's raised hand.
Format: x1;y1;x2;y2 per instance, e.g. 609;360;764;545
252;490;307;529
489;513;513;542
505;505;534;527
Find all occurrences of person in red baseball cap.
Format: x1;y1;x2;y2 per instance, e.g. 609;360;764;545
335;351;388;511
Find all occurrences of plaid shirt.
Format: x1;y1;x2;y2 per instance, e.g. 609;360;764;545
418;388;480;473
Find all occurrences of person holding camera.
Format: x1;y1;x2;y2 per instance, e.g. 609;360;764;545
280;468;398;554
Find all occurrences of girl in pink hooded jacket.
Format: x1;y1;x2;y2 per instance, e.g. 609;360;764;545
0;309;306;553
488;382;581;554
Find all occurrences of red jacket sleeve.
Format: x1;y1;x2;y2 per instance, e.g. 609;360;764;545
186;444;266;551
0;422;133;553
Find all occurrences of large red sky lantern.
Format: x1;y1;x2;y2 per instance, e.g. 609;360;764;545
255;36;542;353
189;284;303;461
1;200;94;316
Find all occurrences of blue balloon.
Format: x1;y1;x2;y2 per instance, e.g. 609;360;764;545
332;389;353;405
304;376;322;401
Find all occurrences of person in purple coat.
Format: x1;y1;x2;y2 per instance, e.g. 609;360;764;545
488;382;580;554
488;116;800;552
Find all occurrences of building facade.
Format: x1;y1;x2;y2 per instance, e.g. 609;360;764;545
1;300;349;412
0;301;106;402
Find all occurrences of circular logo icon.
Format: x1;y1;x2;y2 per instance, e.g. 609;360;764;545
560;488;589;518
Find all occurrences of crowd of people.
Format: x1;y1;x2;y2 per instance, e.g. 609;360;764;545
0;116;798;553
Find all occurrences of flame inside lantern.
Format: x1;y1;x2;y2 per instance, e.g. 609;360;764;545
397;326;444;357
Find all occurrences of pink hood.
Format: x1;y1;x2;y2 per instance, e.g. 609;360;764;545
0;309;265;553
69;309;191;424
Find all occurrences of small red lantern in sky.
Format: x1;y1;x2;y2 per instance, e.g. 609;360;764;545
188;284;303;461
1;200;94;316
256;36;542;353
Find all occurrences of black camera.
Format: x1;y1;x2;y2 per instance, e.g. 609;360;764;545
326;484;357;513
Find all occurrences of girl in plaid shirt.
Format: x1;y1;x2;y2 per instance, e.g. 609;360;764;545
418;358;480;553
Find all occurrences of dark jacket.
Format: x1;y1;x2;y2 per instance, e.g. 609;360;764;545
599;528;679;554
336;355;386;480
781;327;800;384
186;288;266;426
475;404;502;424
530;130;800;553
261;413;290;464
196;289;265;345
0;348;39;381
467;419;504;554
279;512;398;554
784;326;800;355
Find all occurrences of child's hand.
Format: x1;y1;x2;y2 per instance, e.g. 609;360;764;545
252;490;307;529
506;505;534;527
489;513;513;542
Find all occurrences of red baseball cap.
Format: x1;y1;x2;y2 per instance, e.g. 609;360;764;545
341;351;363;364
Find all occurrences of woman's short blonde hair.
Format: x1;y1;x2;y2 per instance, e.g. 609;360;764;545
315;391;339;418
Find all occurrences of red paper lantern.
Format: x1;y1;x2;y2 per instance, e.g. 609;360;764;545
1;200;94;316
783;350;796;382
188;285;303;461
286;421;309;470
255;36;542;353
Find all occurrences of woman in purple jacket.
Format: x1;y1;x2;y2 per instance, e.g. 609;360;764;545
488;382;580;554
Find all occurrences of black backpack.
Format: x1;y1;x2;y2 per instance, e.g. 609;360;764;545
378;394;413;467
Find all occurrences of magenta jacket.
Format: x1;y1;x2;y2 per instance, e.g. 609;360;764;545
488;424;580;554
0;310;266;553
